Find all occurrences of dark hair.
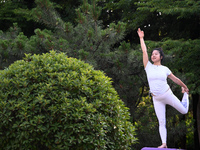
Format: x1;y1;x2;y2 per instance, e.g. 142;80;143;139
151;47;165;64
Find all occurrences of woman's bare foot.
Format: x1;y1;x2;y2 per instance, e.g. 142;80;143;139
158;143;167;148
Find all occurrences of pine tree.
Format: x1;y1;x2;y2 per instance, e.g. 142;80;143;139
0;0;140;148
29;0;146;120
1;0;145;123
0;23;30;69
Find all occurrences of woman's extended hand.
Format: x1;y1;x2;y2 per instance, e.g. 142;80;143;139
137;28;144;38
182;87;189;94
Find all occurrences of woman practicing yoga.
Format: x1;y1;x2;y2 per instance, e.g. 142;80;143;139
137;28;189;148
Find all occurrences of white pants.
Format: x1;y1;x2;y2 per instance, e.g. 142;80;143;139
152;88;189;144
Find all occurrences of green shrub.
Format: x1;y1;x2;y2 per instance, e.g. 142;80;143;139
0;51;137;150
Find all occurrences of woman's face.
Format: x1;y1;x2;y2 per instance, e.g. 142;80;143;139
151;50;162;63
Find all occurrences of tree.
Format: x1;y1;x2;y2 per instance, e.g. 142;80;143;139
0;0;82;36
97;0;140;41
0;0;39;36
135;0;200;40
31;0;149;125
0;51;137;149
100;0;200;40
0;0;145;126
0;23;30;69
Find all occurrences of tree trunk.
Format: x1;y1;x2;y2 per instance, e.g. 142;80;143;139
192;94;200;150
180;115;186;149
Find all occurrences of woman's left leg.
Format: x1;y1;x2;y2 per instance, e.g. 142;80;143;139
152;98;167;146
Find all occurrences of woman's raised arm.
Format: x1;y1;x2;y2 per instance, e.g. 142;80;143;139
137;28;149;68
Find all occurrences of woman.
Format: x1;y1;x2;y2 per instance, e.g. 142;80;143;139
137;28;189;148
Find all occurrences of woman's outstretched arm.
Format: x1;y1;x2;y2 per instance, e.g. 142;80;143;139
168;73;189;93
137;28;149;68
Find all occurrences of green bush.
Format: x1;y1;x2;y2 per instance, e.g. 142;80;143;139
0;51;137;150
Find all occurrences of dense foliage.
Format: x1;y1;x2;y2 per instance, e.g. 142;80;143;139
0;0;200;149
0;51;137;149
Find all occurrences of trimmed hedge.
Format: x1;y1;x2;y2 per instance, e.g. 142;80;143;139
0;51;136;150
